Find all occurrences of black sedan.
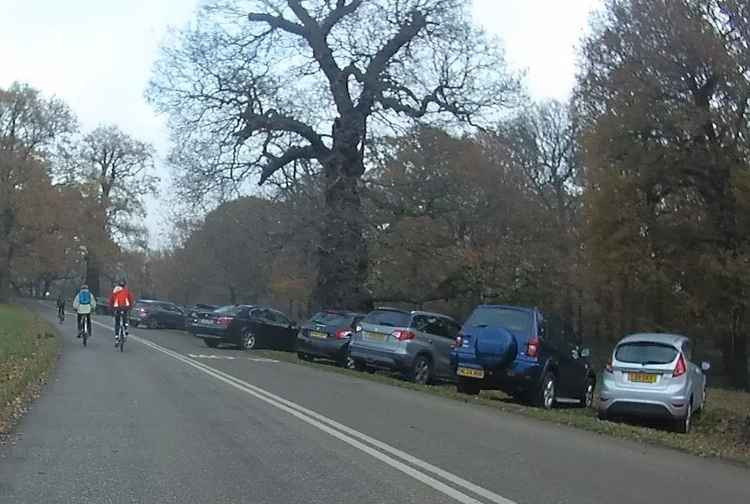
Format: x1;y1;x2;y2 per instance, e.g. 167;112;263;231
192;305;298;351
185;304;219;333
296;310;365;366
130;300;186;329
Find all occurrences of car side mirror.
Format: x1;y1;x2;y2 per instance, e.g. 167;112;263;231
701;361;711;372
580;348;591;358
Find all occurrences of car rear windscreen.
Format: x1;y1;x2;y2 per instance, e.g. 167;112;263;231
309;312;353;326
364;310;411;327
214;305;242;316
464;308;532;335
615;342;678;364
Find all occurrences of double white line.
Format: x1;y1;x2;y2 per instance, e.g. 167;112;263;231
92;319;517;504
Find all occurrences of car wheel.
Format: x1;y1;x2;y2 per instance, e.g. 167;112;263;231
597;409;608;421
204;339;219;348
675;400;693;434
297;352;310;361
536;372;557;409
578;378;595;408
410;355;432;385
147;318;159;330
241;330;256;351
457;377;481;396
132;321;139;328
351;359;366;372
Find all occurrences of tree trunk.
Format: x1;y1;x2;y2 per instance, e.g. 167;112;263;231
313;166;371;312
0;242;12;303
85;252;101;298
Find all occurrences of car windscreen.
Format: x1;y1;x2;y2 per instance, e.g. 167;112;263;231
309;312;353;327
615;342;678;364
214;305;242;316
464;307;532;335
363;310;411;327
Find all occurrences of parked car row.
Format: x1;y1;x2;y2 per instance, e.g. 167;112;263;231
124;298;711;433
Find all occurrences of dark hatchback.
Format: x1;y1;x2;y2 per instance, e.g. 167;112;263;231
192;305;298;351
296;310;365;366
130;300;186;329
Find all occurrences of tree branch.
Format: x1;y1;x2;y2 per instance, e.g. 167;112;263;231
259;145;319;184
247;12;306;37
321;0;364;37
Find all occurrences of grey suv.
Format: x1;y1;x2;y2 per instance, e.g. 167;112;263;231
348;308;461;384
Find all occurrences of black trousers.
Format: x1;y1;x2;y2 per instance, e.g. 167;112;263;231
114;310;129;335
77;313;91;335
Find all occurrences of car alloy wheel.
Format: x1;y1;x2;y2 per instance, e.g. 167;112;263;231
542;373;556;410
677;402;692;434
583;381;595;408
412;356;432;385
242;330;256;351
147;318;159;329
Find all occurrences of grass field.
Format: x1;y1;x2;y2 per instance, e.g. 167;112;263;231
0;304;60;433
255;349;750;466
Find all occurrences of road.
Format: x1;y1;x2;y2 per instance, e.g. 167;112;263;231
1;304;748;504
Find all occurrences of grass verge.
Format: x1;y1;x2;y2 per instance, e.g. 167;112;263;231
0;304;60;434
255;349;750;467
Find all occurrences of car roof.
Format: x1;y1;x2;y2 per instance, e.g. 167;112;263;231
476;304;536;312
618;333;688;346
320;309;365;317
371;307;454;320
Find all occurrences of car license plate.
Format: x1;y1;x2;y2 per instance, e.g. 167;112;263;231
310;331;327;339
457;367;485;379
629;372;657;384
365;331;387;342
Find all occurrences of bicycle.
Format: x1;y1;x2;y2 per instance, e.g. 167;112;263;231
114;309;128;352
78;315;89;347
57;307;65;324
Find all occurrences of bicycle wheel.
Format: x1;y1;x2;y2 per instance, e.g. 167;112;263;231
82;329;88;347
119;326;125;352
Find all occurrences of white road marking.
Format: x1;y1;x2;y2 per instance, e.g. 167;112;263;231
248;357;279;363
187;354;237;360
89;318;517;504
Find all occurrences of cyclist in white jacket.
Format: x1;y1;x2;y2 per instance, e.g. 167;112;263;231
72;284;97;338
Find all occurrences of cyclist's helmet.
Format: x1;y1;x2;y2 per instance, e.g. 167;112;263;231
81;284;88;290
118;279;126;287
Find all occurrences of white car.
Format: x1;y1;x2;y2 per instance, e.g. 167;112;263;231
598;333;709;433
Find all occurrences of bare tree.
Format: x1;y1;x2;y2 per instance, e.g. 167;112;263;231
74;125;157;295
149;0;518;310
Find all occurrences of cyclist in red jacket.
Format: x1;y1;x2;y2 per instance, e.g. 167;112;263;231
109;280;135;347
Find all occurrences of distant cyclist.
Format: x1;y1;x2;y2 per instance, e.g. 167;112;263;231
72;285;96;338
56;295;66;322
108;280;134;347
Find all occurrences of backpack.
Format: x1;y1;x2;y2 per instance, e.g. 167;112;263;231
79;290;91;305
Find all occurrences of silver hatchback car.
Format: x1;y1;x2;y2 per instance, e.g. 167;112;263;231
598;333;709;433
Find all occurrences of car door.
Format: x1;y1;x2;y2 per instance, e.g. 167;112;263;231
268;310;295;350
681;340;703;409
539;313;577;397
431;317;460;378
163;304;182;328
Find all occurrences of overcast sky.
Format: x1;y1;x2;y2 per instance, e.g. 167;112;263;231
0;0;602;244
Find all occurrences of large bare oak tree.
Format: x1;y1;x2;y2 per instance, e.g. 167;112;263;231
149;0;518;310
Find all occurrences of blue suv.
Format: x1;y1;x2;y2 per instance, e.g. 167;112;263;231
450;305;596;409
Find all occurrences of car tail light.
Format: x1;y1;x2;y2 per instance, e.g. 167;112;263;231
392;329;416;341
452;334;464;349
605;356;613;374
673;354;687;377
527;336;540;358
335;329;352;340
215;316;234;328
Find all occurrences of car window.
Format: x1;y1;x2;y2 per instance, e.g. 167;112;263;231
615;342;678;364
215;305;242;316
271;310;290;325
464;307;532;336
363;309;411;327
309;312;354;327
682;341;692;362
441;319;461;339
